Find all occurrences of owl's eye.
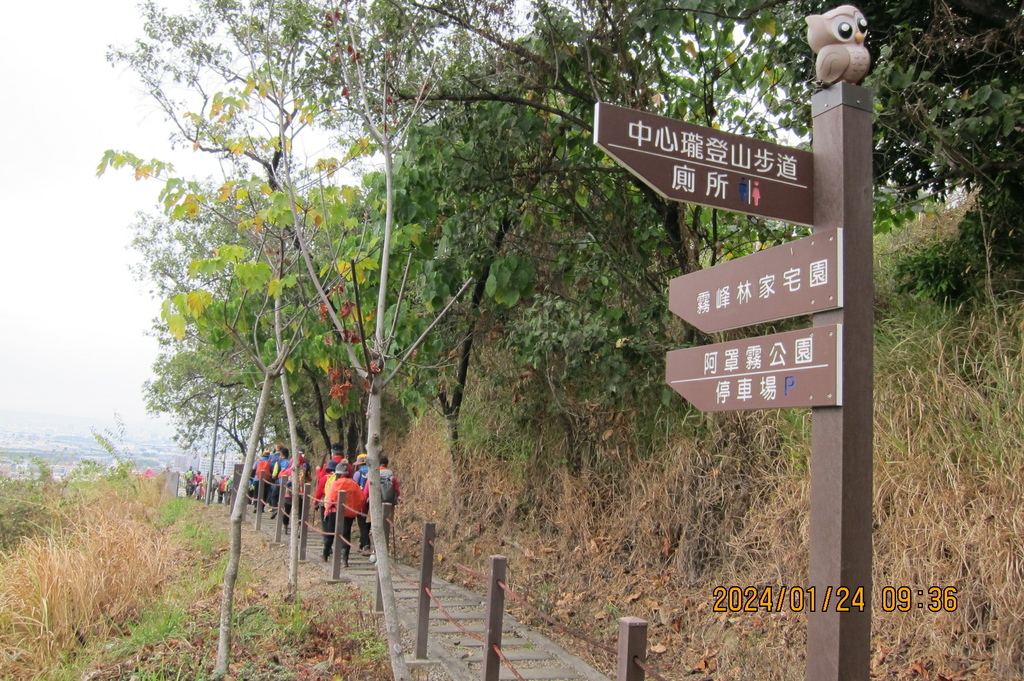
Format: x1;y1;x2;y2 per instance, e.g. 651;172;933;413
857;17;868;33
835;21;854;40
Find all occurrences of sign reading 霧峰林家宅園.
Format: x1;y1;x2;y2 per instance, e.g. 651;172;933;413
669;229;843;333
665;325;842;412
594;102;814;225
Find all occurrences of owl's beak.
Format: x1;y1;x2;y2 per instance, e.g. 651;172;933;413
855;32;865;44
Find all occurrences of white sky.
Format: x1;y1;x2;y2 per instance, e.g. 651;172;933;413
0;0;204;433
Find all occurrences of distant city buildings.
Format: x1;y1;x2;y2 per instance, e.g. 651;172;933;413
0;410;191;479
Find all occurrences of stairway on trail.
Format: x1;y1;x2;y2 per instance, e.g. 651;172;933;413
253;518;611;681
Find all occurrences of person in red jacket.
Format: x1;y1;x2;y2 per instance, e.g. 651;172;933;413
322;460;365;567
314;443;347;506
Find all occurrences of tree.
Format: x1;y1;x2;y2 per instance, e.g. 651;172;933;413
108;0;472;674
829;0;1024;301
366;0;811;457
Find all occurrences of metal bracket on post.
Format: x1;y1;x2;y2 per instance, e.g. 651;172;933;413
482;555;508;681
617;617;648;681
808;81;874;681
415;522;437;659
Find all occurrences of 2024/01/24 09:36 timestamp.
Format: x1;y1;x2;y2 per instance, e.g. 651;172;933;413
712;586;958;613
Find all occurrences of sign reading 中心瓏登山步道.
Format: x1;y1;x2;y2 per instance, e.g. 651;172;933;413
594;101;814;225
665;325;842;412
669;229;843;333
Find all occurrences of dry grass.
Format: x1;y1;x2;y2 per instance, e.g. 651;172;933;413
0;480;174;680
388;301;1024;680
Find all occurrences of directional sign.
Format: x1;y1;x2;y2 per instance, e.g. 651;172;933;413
669;229;843;333
665;325;842;412
594;102;814;225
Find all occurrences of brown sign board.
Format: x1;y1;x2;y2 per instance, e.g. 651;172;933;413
594;102;814;225
666;325;842;412
669;229;843;333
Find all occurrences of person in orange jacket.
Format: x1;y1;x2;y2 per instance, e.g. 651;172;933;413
322;460;365;567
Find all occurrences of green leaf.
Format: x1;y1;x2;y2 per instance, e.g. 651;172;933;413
235;262;273;293
217;244;248;262
185;290;213;316
166;314;187;340
494;286;520;307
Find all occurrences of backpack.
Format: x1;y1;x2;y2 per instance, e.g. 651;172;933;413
379;469;397;504
255;459;271;481
322;473;340;502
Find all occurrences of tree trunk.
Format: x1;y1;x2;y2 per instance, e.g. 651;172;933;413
280;367;302;602
215;373;276;676
365;373;410;681
346;413;362;456
303;361;333;454
437;217;512;445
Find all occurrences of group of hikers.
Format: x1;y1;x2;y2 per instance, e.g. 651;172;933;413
182;468;233;502
180;442;400;568
247;442;400;568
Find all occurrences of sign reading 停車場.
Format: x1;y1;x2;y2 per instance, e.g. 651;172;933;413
665;325;842;412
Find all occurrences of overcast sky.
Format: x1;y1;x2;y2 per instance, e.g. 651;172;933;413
0;0;203;434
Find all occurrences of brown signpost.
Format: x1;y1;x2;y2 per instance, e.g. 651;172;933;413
669;228;843;333
594;101;814;225
807;83;873;681
666;325;841;411
594;27;873;678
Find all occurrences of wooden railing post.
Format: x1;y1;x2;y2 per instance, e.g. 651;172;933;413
482;555;507;681
415;522;436;659
328;489;346;583
617;617;647;681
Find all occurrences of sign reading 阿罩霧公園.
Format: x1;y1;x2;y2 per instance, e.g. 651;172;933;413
669;229;843;333
665;325;842;412
594;102;814;225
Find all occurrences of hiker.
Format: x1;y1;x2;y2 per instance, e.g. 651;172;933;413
352;453;371;555
279;449;308;534
269;447;290;518
361;455;400;562
319;459;340;561
323;459;364;567
253;449;272;513
315;443;347;505
267;445;284;515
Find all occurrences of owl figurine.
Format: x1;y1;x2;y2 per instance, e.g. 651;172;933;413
806;5;870;85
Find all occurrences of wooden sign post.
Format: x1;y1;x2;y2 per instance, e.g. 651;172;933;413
594;60;873;681
808;83;873;681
